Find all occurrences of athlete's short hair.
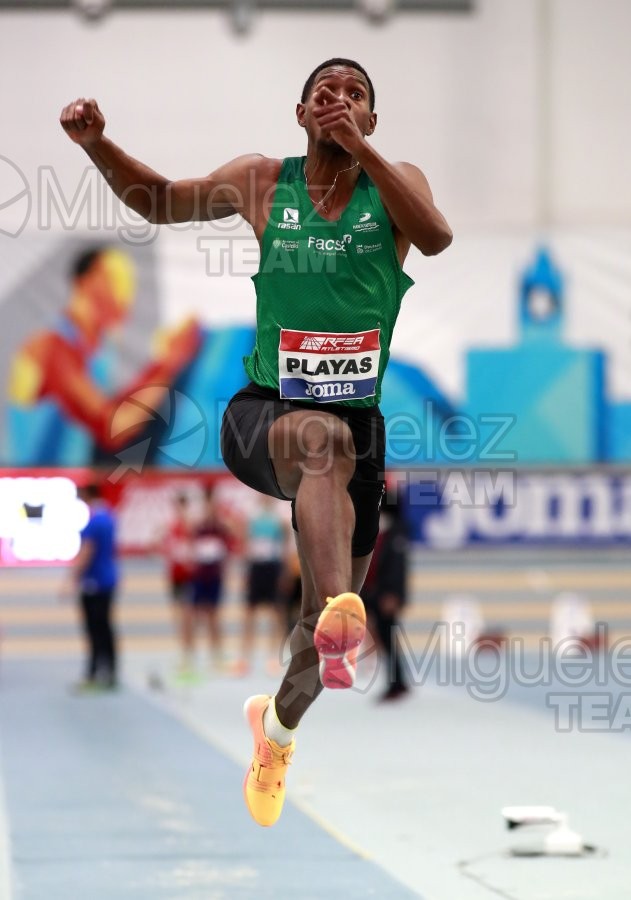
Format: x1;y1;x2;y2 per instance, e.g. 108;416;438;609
301;58;375;111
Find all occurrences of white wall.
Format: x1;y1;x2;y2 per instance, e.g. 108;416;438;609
1;0;538;231
1;1;631;401
2;0;630;230
549;0;631;224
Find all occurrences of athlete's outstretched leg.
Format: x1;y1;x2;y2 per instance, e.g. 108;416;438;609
243;408;373;827
274;536;372;727
242;540;371;827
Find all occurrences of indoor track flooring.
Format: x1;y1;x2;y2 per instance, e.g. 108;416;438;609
1;551;631;899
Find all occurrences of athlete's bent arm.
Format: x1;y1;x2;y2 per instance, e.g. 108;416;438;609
60;97;262;225
311;84;452;256
355;148;452;257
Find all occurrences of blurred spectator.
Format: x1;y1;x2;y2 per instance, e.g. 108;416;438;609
71;482;119;691
162;492;195;675
233;496;291;676
187;485;233;672
364;496;410;702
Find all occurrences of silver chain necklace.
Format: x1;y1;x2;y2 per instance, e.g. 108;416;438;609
304;160;360;213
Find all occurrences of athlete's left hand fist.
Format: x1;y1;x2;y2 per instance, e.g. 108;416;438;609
312;85;366;154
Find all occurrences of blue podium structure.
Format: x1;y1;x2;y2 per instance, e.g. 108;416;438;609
466;248;607;464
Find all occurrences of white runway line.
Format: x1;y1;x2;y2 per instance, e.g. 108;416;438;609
129;679;373;863
0;742;13;900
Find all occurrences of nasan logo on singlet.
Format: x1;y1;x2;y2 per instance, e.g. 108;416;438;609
277;208;301;231
278;328;380;403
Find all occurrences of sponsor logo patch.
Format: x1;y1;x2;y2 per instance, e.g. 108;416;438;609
353;211;380;233
355;241;382;254
278;328;380;402
307;234;352;254
277;207;301;230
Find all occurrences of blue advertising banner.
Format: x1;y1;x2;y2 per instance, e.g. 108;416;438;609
400;469;631;548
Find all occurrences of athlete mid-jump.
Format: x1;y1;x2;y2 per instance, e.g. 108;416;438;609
61;57;452;827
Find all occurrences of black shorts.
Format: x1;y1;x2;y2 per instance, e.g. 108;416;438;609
247;560;282;606
220;382;385;557
191;576;222;608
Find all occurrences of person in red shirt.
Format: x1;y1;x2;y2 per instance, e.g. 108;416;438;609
189;486;232;671
163;492;196;674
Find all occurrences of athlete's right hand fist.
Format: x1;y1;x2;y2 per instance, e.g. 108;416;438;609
60;98;105;146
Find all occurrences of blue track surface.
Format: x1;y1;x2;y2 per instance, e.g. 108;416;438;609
0;660;418;900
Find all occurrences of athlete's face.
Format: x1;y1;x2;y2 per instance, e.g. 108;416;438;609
297;66;376;147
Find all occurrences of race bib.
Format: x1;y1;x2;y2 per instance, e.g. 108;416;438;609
195;536;226;563
278;328;380;402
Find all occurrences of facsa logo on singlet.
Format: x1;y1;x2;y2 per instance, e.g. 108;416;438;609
277;208;301;231
307;234;352;253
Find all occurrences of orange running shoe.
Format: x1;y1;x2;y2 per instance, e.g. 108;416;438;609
314;592;366;689
243;695;295;827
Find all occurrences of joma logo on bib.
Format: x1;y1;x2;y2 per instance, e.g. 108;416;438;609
278;328;380;403
304;382;358;399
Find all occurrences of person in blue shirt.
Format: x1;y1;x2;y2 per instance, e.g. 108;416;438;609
72;482;119;690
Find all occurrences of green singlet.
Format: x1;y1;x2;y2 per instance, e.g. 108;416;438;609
243;156;414;408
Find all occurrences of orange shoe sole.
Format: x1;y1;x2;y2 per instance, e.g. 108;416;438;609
314;593;366;689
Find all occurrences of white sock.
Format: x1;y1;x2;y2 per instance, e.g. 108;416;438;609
263;697;297;747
